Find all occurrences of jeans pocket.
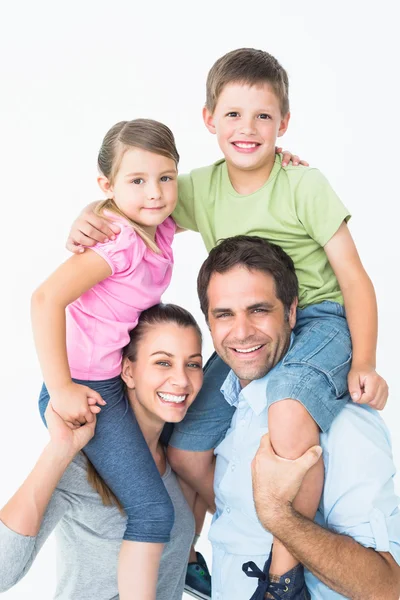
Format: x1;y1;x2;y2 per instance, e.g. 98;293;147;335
283;320;352;398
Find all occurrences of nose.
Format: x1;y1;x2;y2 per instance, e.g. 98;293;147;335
147;181;162;201
231;313;256;341
170;365;191;389
239;115;256;137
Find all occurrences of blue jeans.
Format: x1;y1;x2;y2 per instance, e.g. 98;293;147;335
169;301;351;451
39;376;174;543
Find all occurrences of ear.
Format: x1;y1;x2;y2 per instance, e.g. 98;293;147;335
288;297;298;329
277;111;290;139
97;175;114;198
120;357;135;389
202;106;217;135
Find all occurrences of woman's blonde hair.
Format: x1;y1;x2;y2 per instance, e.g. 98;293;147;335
86;303;202;511
96;118;179;254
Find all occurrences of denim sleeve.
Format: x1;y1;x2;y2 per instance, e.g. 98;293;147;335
322;405;400;565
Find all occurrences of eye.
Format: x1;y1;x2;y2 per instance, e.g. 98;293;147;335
156;361;171;367
226;112;239;118
216;312;232;319
252;308;268;314
257;114;271;120
187;362;202;369
160;175;172;182
132;178;144;184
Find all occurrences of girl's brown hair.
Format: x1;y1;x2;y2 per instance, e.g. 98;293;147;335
86;303;202;510
96;118;180;254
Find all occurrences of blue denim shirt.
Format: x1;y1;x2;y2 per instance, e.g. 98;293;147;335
209;365;400;599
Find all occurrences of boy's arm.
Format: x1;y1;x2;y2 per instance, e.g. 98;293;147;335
324;222;388;409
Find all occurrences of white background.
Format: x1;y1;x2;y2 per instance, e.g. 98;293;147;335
1;1;399;598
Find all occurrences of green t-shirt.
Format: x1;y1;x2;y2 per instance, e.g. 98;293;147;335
173;155;350;309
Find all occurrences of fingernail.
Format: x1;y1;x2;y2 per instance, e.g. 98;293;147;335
104;238;109;243
110;235;116;240
282;162;287;167
351;393;359;401
79;247;85;253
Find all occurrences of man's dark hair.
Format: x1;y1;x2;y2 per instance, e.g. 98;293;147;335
197;235;298;319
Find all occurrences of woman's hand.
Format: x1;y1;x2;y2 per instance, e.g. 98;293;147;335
50;381;106;428
45;402;97;460
66;202;121;254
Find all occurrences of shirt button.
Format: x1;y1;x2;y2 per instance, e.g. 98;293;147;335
231;464;236;471
226;507;231;514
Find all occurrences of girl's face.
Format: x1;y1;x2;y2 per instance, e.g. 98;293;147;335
99;147;178;236
122;322;203;425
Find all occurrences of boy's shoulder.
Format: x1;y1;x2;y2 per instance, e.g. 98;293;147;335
187;158;226;180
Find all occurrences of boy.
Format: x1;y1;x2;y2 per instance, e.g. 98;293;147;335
66;49;388;599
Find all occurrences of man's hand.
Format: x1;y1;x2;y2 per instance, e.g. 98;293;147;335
66;202;121;254
348;365;389;410
251;433;322;529
45;402;96;461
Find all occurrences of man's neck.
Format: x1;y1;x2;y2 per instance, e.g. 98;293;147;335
226;155;276;196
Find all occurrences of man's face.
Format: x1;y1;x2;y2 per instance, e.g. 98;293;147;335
207;265;296;387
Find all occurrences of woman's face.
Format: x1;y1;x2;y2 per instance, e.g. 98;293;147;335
122;322;203;424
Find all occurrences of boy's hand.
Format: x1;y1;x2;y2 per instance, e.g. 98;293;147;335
66;202;121;254
50;382;106;427
276;147;310;168
348;366;389;410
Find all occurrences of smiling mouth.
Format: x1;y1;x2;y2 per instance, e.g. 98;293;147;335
232;142;261;150
157;392;187;404
231;344;265;355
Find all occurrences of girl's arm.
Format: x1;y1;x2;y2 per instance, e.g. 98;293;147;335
31;250;111;425
324;222;388;409
0;405;95;591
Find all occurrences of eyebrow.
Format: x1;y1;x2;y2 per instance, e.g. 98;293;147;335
124;170;177;178
211;301;275;316
150;351;203;359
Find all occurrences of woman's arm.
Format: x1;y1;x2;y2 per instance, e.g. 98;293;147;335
324;222;388;409
0;405;95;591
31;250;111;424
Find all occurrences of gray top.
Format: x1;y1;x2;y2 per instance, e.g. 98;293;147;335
0;452;195;599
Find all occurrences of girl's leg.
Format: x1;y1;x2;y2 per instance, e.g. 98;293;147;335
40;378;174;600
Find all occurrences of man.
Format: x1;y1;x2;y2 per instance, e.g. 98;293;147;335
194;235;400;599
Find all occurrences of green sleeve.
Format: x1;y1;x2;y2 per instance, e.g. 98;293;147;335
295;169;351;247
172;173;199;232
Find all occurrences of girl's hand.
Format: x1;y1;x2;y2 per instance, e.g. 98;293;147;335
275;147;310;168
348;366;389;410
66;202;121;254
45;402;96;460
50;382;106;427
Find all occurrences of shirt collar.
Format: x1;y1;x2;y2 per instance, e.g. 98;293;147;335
220;333;294;416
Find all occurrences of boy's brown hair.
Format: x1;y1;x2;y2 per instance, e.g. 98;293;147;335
206;48;289;116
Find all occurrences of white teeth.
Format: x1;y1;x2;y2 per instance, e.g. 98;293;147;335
235;345;262;354
234;142;258;148
158;392;186;403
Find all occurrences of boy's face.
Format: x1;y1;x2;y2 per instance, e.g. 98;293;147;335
203;82;290;173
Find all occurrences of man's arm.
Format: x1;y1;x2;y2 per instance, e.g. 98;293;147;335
252;434;400;600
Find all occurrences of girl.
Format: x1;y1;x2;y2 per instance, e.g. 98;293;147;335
1;304;206;600
31;120;181;600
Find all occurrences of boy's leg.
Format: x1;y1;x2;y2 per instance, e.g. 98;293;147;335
168;352;233;508
263;305;352;594
267;399;323;577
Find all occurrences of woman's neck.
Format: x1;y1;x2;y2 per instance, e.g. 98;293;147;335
128;394;165;458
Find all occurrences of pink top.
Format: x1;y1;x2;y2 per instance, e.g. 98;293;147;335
66;216;175;380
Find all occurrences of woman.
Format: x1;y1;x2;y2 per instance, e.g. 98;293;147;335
0;304;208;600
